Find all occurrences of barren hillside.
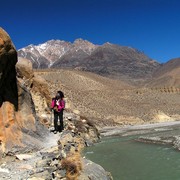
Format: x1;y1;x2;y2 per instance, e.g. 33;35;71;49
146;58;180;88
35;69;180;127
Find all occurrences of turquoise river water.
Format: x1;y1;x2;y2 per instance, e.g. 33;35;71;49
84;136;180;180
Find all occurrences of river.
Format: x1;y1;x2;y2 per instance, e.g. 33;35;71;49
84;135;180;180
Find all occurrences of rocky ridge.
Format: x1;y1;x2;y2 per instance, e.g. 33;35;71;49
18;39;97;69
18;39;160;85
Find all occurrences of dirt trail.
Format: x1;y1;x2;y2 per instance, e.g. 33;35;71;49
0;132;60;180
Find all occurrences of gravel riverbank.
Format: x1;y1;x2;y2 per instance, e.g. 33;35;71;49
100;120;180;151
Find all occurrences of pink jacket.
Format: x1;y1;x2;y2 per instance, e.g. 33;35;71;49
51;99;65;112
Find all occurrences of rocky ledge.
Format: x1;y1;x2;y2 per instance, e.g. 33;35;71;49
0;111;113;180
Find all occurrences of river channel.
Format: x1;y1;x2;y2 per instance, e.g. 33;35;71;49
84;135;180;180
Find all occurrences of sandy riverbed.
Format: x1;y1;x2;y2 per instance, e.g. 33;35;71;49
100;120;180;137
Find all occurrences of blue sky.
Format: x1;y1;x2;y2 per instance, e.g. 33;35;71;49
1;0;180;63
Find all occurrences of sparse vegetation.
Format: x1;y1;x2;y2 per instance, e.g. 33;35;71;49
61;152;82;180
35;69;180;126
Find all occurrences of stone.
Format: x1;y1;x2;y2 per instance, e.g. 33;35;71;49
29;170;52;180
28;177;46;180
0;28;18;110
16;57;51;121
79;158;113;180
16;57;34;86
36;159;49;168
15;154;34;161
0;167;10;173
0;28;21;154
0;28;49;155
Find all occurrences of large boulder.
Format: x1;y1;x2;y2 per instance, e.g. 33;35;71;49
0;28;48;156
16;57;52;124
0;28;18;110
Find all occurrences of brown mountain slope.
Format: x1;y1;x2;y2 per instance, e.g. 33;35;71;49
35;69;180;127
51;43;160;85
18;40;160;85
146;58;180;88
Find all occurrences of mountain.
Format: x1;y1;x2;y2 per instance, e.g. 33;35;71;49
147;58;180;88
18;39;97;68
16;37;180;126
18;39;160;84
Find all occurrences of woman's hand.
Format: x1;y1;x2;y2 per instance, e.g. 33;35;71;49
56;100;60;106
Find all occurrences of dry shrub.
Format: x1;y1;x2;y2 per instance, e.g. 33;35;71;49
74;137;85;151
79;115;96;127
86;118;96;127
76;115;96;131
61;152;82;180
39;117;50;127
74;120;86;133
79;115;88;120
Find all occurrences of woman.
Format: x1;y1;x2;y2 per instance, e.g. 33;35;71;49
51;91;65;133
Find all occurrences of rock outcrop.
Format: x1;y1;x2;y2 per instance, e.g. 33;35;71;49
16;57;52;125
0;110;112;180
0;28;48;156
0;28;18;110
0;28;20;153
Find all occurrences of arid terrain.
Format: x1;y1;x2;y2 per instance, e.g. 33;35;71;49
0;28;112;179
35;69;180;127
0;27;180;180
18;38;180;128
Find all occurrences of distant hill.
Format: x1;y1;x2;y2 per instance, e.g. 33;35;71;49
146;58;180;88
36;69;180;126
18;39;160;85
35;69;137;126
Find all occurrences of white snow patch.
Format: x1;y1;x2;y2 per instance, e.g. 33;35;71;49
39;43;47;50
31;56;36;63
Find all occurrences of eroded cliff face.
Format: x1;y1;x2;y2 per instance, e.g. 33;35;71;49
0;28;20;153
0;28;48;155
0;28;18;110
16;57;52;125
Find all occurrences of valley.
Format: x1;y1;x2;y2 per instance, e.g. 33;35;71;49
35;69;180;127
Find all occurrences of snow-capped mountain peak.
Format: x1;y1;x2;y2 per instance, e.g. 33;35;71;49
18;39;98;68
17;39;159;83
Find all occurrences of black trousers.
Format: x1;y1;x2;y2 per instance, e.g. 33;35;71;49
54;110;64;132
